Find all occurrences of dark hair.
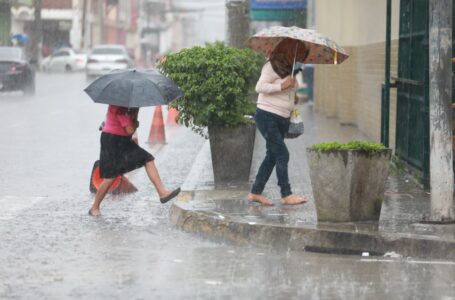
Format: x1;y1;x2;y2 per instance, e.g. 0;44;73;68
127;107;139;119
269;53;293;78
269;46;311;78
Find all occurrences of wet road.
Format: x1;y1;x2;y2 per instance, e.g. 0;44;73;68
0;73;454;300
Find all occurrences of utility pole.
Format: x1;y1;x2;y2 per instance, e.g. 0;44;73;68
225;0;250;48
31;0;42;67
115;0;120;44
81;0;88;48
429;0;454;222
99;0;104;43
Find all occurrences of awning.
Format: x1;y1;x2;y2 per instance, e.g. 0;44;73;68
250;9;305;21
251;0;306;10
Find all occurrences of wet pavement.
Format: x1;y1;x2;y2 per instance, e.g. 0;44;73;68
174;102;455;260
0;73;455;299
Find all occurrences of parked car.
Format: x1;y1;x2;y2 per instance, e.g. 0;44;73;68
0;47;35;95
41;48;88;72
85;45;134;79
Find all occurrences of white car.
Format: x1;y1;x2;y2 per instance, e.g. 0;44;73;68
85;45;134;79
41;48;88;72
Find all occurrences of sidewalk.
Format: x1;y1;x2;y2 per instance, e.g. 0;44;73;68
172;103;455;260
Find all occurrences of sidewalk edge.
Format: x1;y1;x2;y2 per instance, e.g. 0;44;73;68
169;202;455;260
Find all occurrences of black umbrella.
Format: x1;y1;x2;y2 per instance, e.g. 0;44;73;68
84;69;183;108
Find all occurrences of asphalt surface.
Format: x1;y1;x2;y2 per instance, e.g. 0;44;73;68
0;72;454;300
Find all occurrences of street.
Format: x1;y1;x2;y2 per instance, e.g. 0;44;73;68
0;73;454;299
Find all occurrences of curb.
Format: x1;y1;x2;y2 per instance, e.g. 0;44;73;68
170;200;455;260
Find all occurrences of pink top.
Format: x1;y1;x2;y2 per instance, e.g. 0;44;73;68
102;105;133;136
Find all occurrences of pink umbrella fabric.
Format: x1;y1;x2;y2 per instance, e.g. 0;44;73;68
245;26;349;65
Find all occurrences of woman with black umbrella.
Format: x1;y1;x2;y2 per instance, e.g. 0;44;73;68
85;69;183;216
88;105;180;216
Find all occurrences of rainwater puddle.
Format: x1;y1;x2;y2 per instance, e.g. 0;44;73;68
0;196;47;220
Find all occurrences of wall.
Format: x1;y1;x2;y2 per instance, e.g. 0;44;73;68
312;0;400;149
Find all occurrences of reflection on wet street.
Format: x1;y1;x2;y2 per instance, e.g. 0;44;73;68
0;73;454;299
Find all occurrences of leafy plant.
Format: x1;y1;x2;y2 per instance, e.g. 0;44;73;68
309;140;386;154
158;42;264;137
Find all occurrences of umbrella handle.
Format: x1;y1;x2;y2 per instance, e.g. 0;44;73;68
291;43;298;78
289;43;299;104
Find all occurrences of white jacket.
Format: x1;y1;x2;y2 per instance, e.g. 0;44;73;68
255;61;296;118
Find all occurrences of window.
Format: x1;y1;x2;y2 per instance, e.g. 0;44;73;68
91;48;125;55
53;51;70;57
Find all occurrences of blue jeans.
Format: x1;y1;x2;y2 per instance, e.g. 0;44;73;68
251;108;292;198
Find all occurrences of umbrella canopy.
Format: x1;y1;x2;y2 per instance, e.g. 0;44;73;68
245;26;349;65
84;69;183;108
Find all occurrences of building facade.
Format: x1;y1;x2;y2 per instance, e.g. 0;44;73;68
312;1;401;151
312;0;455;184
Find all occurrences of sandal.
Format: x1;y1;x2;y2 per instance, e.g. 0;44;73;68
160;187;181;204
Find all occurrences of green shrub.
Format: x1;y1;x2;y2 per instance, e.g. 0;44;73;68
158;42;264;137
309;141;386;154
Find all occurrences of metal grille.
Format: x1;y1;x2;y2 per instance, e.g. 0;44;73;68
396;0;430;184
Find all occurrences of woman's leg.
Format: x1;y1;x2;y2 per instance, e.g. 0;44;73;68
275;119;306;205
250;110;276;206
144;160;172;198
268;124;292;198
249;148;275;206
89;178;115;216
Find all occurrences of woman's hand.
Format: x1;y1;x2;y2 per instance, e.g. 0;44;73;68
125;120;139;135
125;125;136;135
281;76;295;90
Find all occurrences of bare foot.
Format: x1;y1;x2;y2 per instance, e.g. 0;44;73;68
248;193;274;206
281;194;307;205
88;208;101;216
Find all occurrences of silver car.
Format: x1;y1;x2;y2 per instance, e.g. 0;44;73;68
41;48;88;72
85;45;134;79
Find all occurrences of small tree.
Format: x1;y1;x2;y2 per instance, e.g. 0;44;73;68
159;42;263;137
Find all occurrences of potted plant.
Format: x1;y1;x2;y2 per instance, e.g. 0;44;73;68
306;141;392;222
159;42;263;183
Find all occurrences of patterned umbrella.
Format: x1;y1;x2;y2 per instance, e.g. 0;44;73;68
245;26;349;65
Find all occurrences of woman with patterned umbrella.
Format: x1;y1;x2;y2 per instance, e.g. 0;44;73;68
245;26;348;206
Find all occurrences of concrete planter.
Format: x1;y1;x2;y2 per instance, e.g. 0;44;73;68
208;122;256;184
307;148;392;222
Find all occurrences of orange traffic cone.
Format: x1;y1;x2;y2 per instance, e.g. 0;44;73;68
148;106;166;144
89;161;138;194
166;106;179;126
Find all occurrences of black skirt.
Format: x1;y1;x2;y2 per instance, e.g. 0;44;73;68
99;132;154;179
